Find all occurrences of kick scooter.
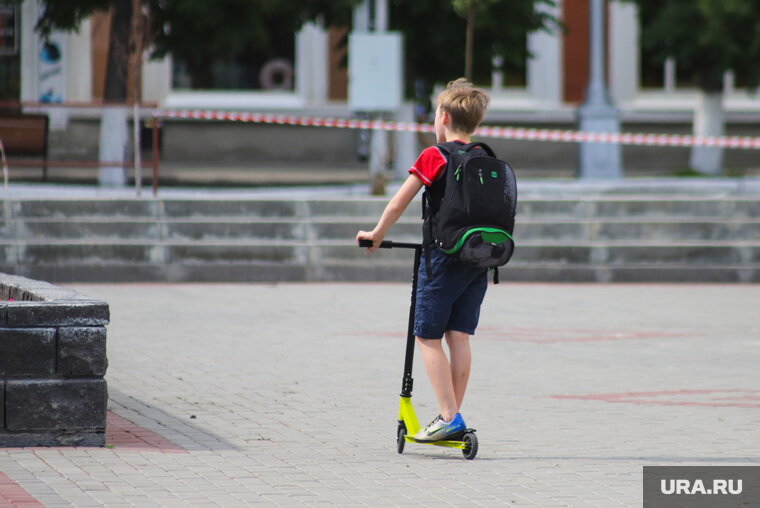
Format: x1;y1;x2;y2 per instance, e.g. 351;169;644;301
359;239;479;459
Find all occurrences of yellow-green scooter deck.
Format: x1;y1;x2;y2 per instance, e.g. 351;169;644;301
398;396;475;450
403;434;470;449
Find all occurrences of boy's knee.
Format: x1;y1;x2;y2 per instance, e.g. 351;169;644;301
445;330;470;345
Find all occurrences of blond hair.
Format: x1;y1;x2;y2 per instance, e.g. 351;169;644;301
436;78;489;134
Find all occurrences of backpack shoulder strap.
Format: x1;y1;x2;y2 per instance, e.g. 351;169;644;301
462;141;496;157
422;141;464;279
433;141;465;169
435;141;463;155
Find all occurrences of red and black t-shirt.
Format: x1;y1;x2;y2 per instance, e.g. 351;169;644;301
409;145;448;186
408;141;472;186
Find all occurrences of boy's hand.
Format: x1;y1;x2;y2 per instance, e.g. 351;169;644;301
356;230;383;253
356;175;422;254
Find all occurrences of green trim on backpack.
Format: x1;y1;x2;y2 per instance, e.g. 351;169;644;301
441;227;514;255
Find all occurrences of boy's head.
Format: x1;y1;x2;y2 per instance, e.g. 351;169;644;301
435;78;489;135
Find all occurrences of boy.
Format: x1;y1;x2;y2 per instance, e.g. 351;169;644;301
356;78;490;441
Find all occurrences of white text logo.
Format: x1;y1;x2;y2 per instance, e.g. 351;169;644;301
660;479;742;496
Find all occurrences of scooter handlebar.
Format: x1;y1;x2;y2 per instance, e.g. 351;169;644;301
358;239;421;250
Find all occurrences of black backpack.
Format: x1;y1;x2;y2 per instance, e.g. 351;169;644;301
422;141;517;283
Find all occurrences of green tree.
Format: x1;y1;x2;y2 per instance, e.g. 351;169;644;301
626;0;760;173
13;0;358;185
16;0;136;101
451;0;498;81
15;0;359;98
147;0;358;89
389;0;559;110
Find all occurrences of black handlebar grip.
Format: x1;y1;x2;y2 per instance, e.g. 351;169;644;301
358;239;396;248
358;239;421;249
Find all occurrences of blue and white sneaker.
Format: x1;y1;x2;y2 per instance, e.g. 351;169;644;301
414;413;466;442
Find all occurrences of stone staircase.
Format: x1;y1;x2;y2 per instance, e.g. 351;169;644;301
2;187;759;283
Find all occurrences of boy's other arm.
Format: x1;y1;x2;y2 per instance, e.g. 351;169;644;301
356;174;424;253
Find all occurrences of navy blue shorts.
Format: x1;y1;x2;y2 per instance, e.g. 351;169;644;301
414;248;488;339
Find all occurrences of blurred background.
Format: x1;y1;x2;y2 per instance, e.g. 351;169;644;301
1;0;758;187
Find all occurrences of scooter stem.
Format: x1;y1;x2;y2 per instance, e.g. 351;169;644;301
401;246;422;397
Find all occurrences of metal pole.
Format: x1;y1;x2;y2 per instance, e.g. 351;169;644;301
152;113;159;196
587;0;605;104
133;101;142;196
374;0;388;32
577;0;622;179
369;0;389;195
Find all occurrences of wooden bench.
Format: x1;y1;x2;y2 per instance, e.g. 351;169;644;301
0;111;50;180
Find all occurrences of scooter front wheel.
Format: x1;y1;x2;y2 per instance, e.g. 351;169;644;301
462;431;478;460
397;422;407;454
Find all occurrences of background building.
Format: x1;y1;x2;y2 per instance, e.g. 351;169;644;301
4;0;760;178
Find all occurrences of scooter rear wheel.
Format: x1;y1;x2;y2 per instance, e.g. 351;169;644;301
397;423;406;454
462;432;478;460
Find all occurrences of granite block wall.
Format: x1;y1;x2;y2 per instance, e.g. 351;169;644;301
0;273;109;446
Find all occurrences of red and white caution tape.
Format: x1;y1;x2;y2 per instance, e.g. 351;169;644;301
155;109;760;150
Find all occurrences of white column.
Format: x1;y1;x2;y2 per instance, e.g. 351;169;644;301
19;0;40;102
295;22;328;104
66;18;92;101
689;92;724;175
527;0;562;105
98;107;129;186
394;102;417;180
609;1;638;105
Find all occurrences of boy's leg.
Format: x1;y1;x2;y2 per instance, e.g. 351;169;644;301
416;336;458;422
444;330;471;410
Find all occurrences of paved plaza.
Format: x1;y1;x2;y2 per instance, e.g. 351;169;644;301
1;280;759;506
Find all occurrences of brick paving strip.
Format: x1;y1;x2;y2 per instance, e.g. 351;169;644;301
0;411;184;507
105;411;187;453
348;326;693;343
0;471;44;508
548;389;760;408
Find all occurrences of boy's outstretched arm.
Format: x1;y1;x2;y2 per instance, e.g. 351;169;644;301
356;174;424;253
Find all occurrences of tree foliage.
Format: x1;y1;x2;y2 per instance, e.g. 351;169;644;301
17;0;559;100
389;0;559;105
14;0;108;37
627;0;760;91
146;0;358;88
451;0;500;80
14;0;359;95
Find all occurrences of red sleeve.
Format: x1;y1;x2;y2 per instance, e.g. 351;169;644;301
409;146;447;187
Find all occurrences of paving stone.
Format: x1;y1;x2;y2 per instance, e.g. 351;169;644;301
0;283;758;505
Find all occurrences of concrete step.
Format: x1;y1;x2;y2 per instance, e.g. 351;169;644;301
8;260;758;284
8;218;421;242
9;217;760;243
515;219;760;242
518;197;760;219
9;196;760;220
4;239;760;265
10;200;159;219
2;191;759;283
